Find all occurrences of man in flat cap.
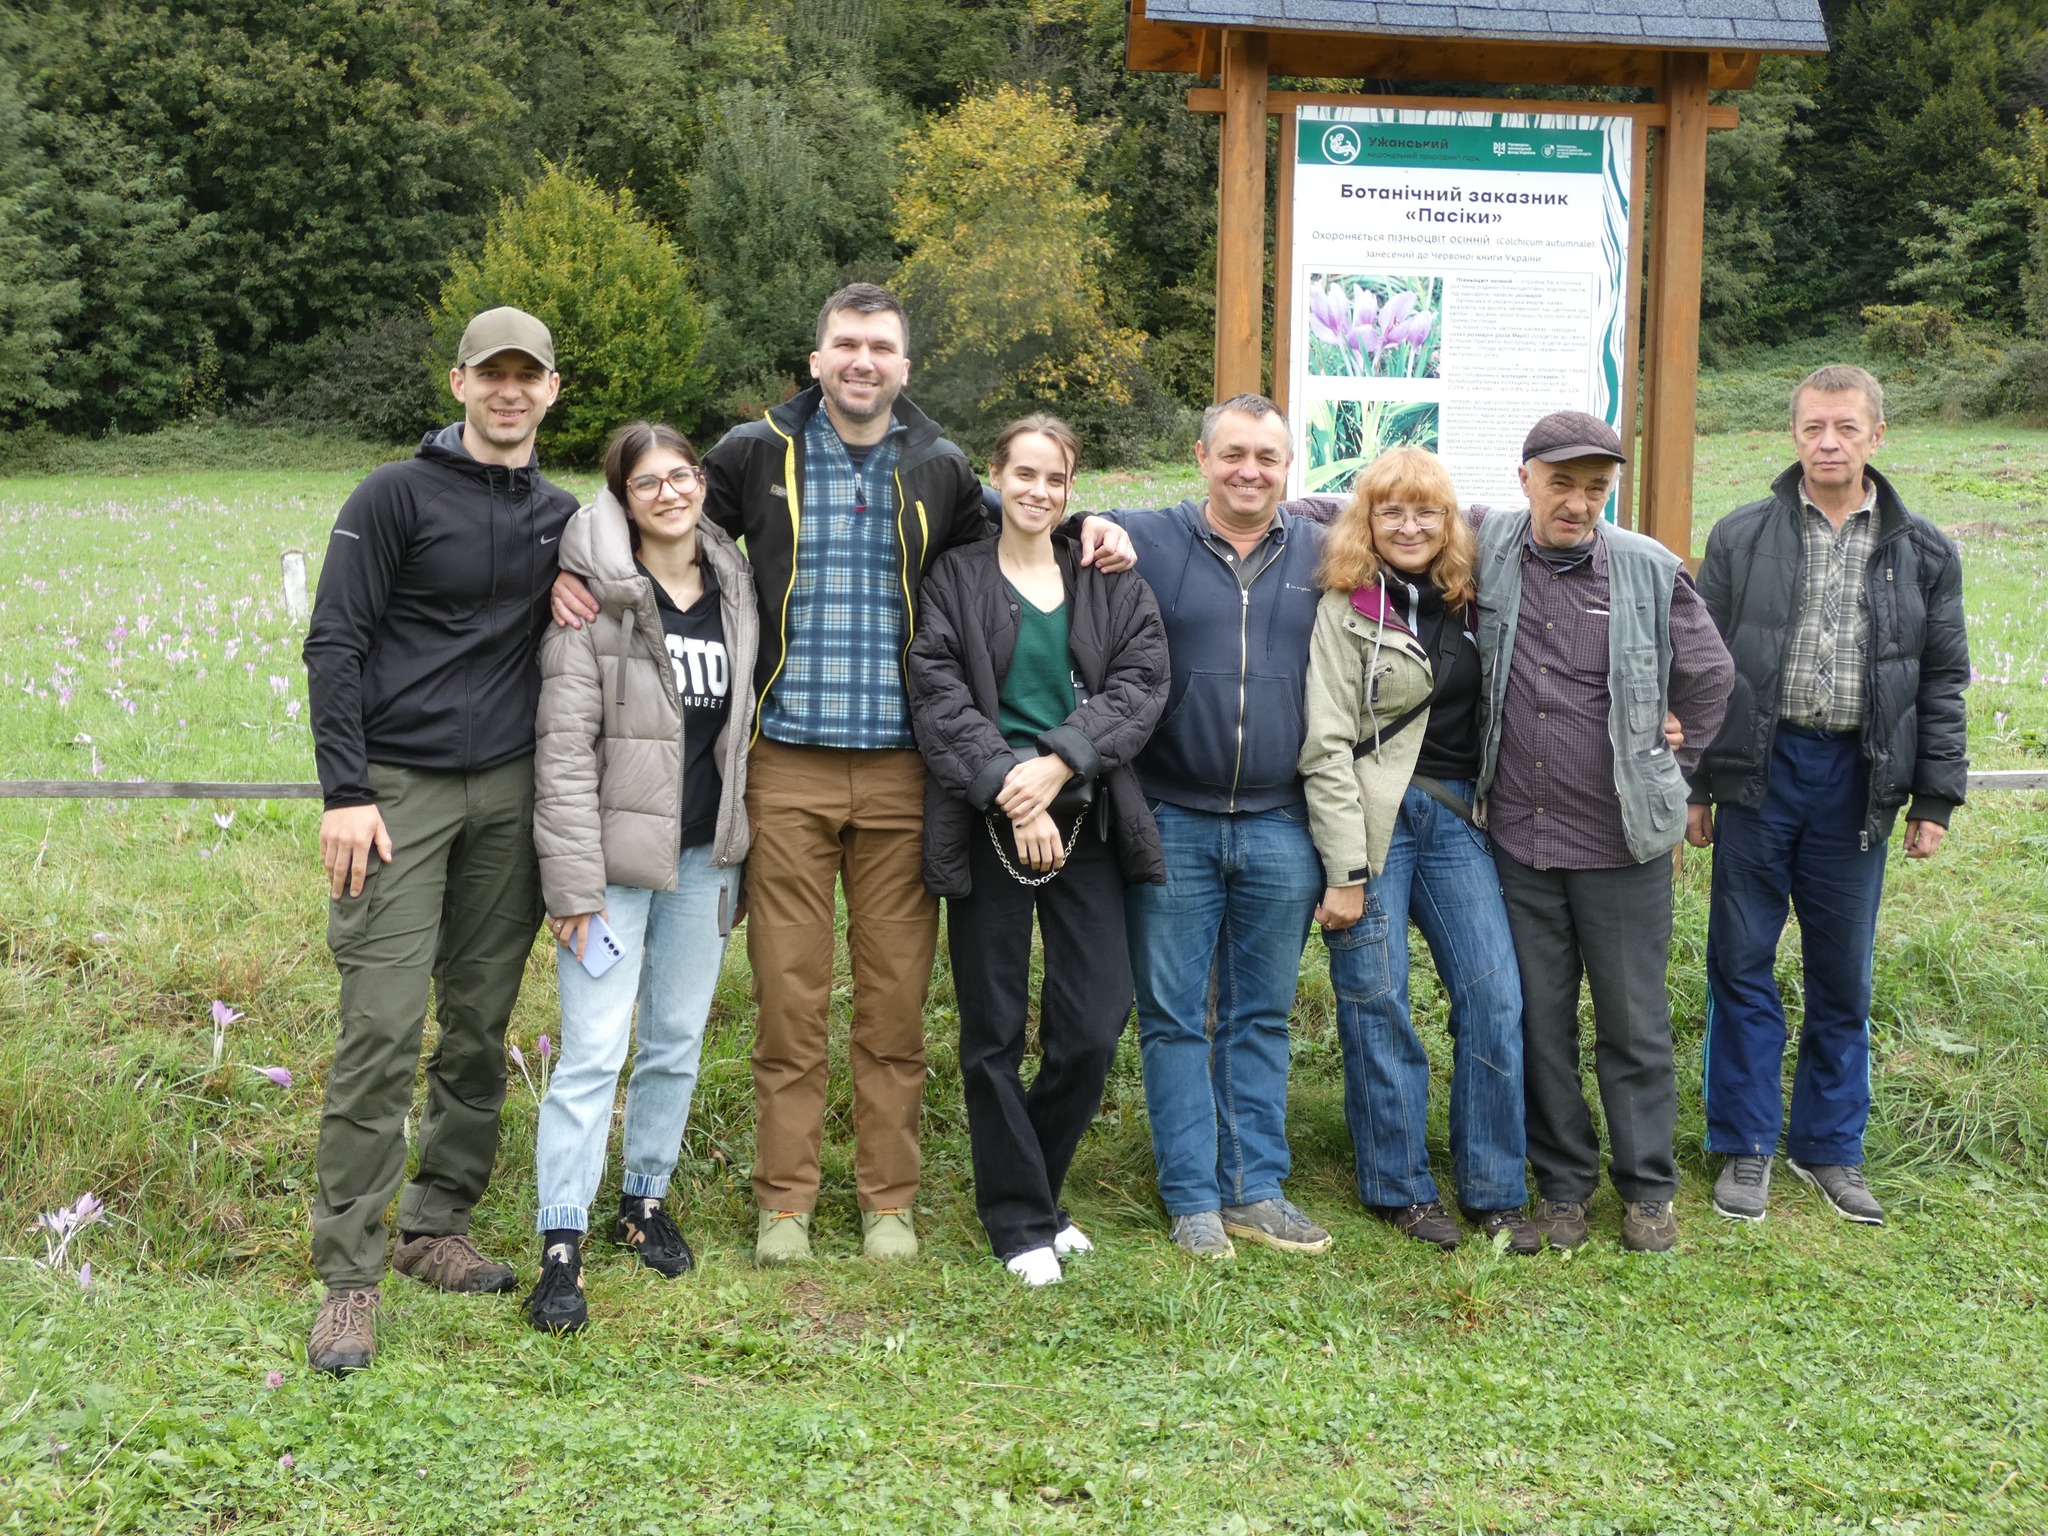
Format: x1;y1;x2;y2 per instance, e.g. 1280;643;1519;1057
1472;411;1734;1252
301;307;575;1372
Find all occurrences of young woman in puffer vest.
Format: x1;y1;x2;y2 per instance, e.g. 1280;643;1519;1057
525;421;758;1332
1297;447;1538;1257
905;416;1170;1287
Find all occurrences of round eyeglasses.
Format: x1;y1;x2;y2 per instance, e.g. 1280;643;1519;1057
627;466;702;499
1371;505;1448;530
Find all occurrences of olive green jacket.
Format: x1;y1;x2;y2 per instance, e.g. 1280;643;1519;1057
1297;586;1435;886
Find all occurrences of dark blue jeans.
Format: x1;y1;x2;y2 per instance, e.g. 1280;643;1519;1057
1128;803;1322;1216
1321;782;1527;1212
1705;727;1889;1166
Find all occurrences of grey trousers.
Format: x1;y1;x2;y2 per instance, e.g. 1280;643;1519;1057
311;759;543;1287
1492;848;1678;1204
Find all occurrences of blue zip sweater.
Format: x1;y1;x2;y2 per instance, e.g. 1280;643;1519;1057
1104;498;1327;814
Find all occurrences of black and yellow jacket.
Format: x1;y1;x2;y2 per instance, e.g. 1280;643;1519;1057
699;385;990;738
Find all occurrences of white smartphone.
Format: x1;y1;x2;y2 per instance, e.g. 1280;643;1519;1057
572;912;626;980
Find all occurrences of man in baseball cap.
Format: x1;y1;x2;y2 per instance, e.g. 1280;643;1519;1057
300;308;573;1373
1467;408;1734;1253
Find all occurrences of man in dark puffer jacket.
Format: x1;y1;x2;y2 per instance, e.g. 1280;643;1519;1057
1688;365;1969;1229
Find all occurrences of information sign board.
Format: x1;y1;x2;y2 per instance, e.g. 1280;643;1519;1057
1286;107;1634;513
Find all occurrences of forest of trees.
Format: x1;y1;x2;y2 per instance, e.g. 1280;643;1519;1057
2;0;2046;460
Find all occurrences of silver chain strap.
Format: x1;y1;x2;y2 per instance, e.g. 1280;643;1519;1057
984;809;1089;887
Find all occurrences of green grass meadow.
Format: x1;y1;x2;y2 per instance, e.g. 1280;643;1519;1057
1;427;2045;1532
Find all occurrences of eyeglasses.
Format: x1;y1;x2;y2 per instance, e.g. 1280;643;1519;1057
626;466;702;499
1371;505;1448;530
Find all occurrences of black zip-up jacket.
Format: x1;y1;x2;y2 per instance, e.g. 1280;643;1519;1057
700;385;989;741
907;532;1170;898
303;425;578;809
1693;462;1969;843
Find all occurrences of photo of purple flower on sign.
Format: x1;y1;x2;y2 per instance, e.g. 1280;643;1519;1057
1306;274;1442;379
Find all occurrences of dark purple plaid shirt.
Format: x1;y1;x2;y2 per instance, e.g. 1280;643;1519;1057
1487;529;1733;870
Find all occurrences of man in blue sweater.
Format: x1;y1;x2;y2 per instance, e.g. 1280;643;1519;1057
1108;394;1336;1259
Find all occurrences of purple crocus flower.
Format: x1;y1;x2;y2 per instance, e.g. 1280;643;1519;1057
1307;282;1348;348
255;1066;293;1089
509;1042;526;1070
78;1262;91;1290
266;1370;283;1390
1389;312;1435;349
211;1001;243;1029
537;1035;551;1063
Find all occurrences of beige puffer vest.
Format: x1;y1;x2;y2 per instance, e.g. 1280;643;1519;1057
533;488;757;924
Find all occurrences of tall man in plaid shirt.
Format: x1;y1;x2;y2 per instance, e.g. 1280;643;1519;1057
1474;411;1735;1253
551;285;1132;1264
1689;367;1968;1227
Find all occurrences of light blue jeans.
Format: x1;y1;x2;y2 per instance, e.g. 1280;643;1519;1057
1128;802;1323;1216
534;844;741;1233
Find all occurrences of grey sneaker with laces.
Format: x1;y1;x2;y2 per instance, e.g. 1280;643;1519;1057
1713;1155;1774;1222
1787;1159;1885;1225
1169;1210;1236;1259
1533;1198;1589;1250
1220;1196;1333;1254
308;1285;380;1376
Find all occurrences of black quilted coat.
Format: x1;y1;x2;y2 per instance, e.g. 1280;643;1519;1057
1693;463;1970;844
907;531;1170;898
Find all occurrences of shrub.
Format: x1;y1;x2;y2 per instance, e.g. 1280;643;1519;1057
429;165;713;464
1985;340;2048;417
1861;302;1959;359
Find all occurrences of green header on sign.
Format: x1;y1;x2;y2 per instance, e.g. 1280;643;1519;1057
1298;120;1606;173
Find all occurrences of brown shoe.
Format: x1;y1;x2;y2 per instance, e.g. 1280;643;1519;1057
391;1232;517;1294
1464;1207;1542;1255
1621;1200;1679;1253
308;1285;380;1376
1533;1198;1589;1250
1365;1200;1462;1250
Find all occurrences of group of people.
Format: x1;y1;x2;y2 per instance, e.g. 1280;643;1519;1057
297;286;1969;1376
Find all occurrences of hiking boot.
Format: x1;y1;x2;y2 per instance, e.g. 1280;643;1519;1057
1621;1200;1680;1253
390;1232;517;1294
1787;1159;1885;1225
524;1239;587;1334
308;1285;380;1376
1464;1207;1542;1256
1366;1200;1462;1251
754;1210;813;1267
613;1198;693;1278
1169;1211;1235;1259
1712;1155;1774;1223
1533;1198;1589;1251
861;1208;918;1261
1221;1197;1333;1255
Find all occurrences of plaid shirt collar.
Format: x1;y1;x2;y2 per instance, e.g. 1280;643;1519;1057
1796;475;1878;522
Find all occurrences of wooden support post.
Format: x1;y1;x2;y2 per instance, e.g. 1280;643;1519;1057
1214;29;1269;401
1639;51;1710;560
1270;106;1297;417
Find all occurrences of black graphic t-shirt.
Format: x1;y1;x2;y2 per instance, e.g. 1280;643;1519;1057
641;561;730;848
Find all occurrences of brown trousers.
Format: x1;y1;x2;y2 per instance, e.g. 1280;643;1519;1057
744;738;938;1212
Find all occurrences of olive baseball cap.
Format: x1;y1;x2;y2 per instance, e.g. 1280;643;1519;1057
1521;410;1626;465
456;307;557;371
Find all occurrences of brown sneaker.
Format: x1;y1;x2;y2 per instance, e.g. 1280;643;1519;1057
1464;1207;1542;1256
391;1232;517;1294
308;1285;380;1376
1365;1200;1462;1250
1533;1198;1589;1250
1621;1200;1680;1253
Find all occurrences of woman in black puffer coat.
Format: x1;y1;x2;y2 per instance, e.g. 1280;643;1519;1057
906;415;1169;1287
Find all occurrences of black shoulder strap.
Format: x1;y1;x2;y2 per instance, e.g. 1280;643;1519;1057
1351;696;1431;758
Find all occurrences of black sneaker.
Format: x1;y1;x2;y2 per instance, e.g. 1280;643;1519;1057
613;1198;694;1278
1366;1200;1462;1250
1463;1207;1542;1255
524;1240;588;1334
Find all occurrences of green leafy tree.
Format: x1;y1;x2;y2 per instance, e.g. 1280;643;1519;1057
430;165;714;463
1700;58;1812;358
0;62;77;418
894;83;1143;421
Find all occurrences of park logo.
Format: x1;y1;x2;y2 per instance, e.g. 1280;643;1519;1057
1322;124;1361;164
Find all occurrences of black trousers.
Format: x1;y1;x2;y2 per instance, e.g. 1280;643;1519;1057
947;819;1132;1260
1492;848;1679;1204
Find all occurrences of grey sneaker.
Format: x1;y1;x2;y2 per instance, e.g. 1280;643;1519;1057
1533;1198;1589;1250
1713;1155;1774;1222
1787;1159;1885;1225
1621;1200;1680;1252
1169;1211;1236;1259
1219;1197;1333;1255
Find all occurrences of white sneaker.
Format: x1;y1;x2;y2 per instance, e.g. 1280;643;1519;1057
1004;1246;1062;1287
1052;1222;1094;1256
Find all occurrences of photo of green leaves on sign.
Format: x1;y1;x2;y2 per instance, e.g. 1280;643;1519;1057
1306;275;1442;379
1304;399;1440;494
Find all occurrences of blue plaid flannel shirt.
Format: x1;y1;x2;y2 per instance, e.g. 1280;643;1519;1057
757;411;916;749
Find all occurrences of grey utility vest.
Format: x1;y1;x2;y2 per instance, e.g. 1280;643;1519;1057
1473;510;1688;865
